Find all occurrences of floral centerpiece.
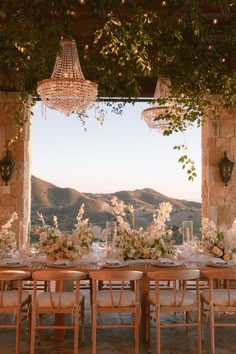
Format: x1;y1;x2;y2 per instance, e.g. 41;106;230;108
201;218;236;260
0;212;18;259
111;197;176;260
36;204;94;261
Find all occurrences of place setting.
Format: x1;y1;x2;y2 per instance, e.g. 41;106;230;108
151;258;182;268
0;259;28;268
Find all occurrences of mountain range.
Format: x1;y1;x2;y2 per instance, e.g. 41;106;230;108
31;175;201;239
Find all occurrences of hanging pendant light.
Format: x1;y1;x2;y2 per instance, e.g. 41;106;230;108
141;76;183;133
37;38;98;116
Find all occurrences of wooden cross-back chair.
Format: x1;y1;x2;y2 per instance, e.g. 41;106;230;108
89;270;143;354
146;269;201;354
0;270;31;354
30;269;87;354
201;268;236;354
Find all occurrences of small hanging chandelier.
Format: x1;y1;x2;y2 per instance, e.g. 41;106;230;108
141;76;181;133
37;38;98;116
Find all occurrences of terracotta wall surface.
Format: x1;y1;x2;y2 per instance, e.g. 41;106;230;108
202;99;236;226
0;92;31;246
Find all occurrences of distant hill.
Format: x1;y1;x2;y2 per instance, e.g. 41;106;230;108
31;175;202;239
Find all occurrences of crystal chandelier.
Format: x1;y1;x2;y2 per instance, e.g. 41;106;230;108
141;76;180;132
37;38;98;116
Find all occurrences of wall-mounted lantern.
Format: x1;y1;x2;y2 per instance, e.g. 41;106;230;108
0;150;14;185
218;151;234;186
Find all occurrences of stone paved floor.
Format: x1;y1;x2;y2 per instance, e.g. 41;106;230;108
0;291;236;354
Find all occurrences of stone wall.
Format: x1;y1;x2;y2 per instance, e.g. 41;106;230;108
202;99;236;225
0;92;31;246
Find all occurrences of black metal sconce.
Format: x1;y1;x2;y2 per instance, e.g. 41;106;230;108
218;151;234;186
0;150;14;186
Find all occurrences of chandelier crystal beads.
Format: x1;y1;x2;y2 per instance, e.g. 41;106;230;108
141;76;181;133
37;38;98;116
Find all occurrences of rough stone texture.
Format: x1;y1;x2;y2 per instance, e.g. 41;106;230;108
202;99;236;226
0;92;31;246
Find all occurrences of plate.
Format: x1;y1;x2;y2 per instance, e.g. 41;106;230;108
0;261;27;268
46;262;76;268
152;261;181;268
206;262;232;268
103;262;126;268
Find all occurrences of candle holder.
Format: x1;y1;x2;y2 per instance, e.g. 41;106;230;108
182;221;193;245
105;221;117;257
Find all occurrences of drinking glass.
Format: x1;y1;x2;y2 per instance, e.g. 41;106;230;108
105;221;117;257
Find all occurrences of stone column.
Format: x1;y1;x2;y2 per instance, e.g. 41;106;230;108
0;92;31;246
202;98;236;226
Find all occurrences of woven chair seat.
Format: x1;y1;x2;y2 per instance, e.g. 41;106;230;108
202;289;236;306
0;290;30;307
148;289;196;306
96;289;136;307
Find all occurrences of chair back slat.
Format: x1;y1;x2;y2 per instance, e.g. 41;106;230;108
148;269;200;308
32;270;87;309
31;269;87;354
90;270;143;308
146;268;201;354
89;270;143;354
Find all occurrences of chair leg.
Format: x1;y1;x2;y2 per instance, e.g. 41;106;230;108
134;305;139;354
74;308;79;354
197;307;202;354
92;305;97;354
156;306;161;354
80;298;85;344
186;312;189;337
16;309;21;354
209;304;215;354
27;303;31;344
145;301;150;343
30;309;36;354
201;300;204;341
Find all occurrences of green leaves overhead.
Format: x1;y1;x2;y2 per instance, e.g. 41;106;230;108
0;0;236;126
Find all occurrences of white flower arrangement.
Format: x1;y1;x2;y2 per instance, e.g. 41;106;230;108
36;204;94;261
0;212;18;258
111;197;176;260
201;218;236;260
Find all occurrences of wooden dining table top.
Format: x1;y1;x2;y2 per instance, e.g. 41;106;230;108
0;256;235;273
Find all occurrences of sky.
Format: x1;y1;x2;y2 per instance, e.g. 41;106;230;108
31;101;201;202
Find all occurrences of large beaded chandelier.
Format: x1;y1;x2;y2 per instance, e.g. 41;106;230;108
141;76;180;132
37;38;98;116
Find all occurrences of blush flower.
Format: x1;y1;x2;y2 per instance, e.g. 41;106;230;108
111;197;176;260
37;204;94;261
201;218;234;259
0;212;18;258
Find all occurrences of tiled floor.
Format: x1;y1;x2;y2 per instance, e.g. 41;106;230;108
1;291;236;354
